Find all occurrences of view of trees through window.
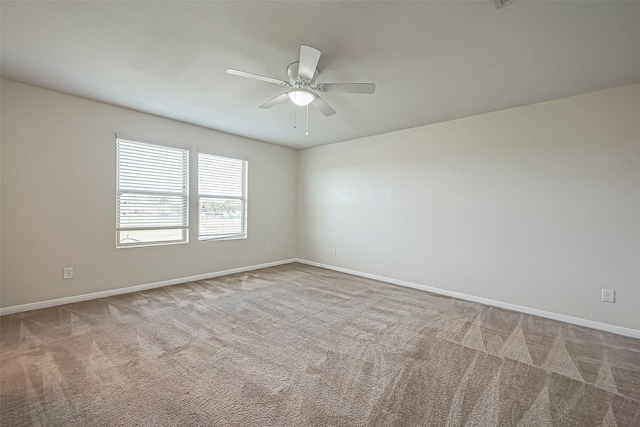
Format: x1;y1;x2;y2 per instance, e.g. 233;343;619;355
199;198;243;236
198;152;247;240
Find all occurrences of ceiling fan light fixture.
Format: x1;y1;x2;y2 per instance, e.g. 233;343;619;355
288;89;315;106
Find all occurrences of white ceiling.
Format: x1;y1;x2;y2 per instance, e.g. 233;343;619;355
2;1;639;149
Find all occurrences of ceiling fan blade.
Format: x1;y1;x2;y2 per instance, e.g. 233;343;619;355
310;95;336;117
317;83;376;94
226;69;289;86
259;93;290;109
298;45;321;80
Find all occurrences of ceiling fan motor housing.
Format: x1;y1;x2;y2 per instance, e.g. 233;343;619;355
287;63;318;89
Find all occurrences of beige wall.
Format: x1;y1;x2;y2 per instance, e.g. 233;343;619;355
3;79;639;332
1;79;298;307
298;84;640;330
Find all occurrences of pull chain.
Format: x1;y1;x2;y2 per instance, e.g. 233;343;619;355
293;106;297;129
305;105;309;136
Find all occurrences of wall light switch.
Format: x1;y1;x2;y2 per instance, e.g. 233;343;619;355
63;267;74;280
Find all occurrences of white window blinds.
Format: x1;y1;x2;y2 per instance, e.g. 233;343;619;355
198;152;247;240
116;137;189;247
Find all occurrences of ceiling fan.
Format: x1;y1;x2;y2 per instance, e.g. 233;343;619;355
226;45;376;117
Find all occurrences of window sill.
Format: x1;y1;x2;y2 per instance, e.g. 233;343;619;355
116;240;189;249
198;235;247;242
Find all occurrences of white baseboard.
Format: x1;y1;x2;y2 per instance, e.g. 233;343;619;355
0;258;298;316
294;259;640;340
3;257;639;340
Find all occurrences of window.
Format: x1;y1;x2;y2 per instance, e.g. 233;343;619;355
198;152;247;240
116;135;189;247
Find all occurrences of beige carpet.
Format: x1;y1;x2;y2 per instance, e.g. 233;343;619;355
1;263;639;426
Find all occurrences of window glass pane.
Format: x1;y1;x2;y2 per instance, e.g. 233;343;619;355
117;193;187;228
118;229;186;246
200;197;244;238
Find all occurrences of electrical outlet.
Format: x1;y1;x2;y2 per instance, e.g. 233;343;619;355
63;267;74;280
602;289;615;303
331;248;336;255
265;245;271;253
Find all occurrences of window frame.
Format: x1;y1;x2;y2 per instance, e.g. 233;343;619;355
115;133;190;248
197;150;248;241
